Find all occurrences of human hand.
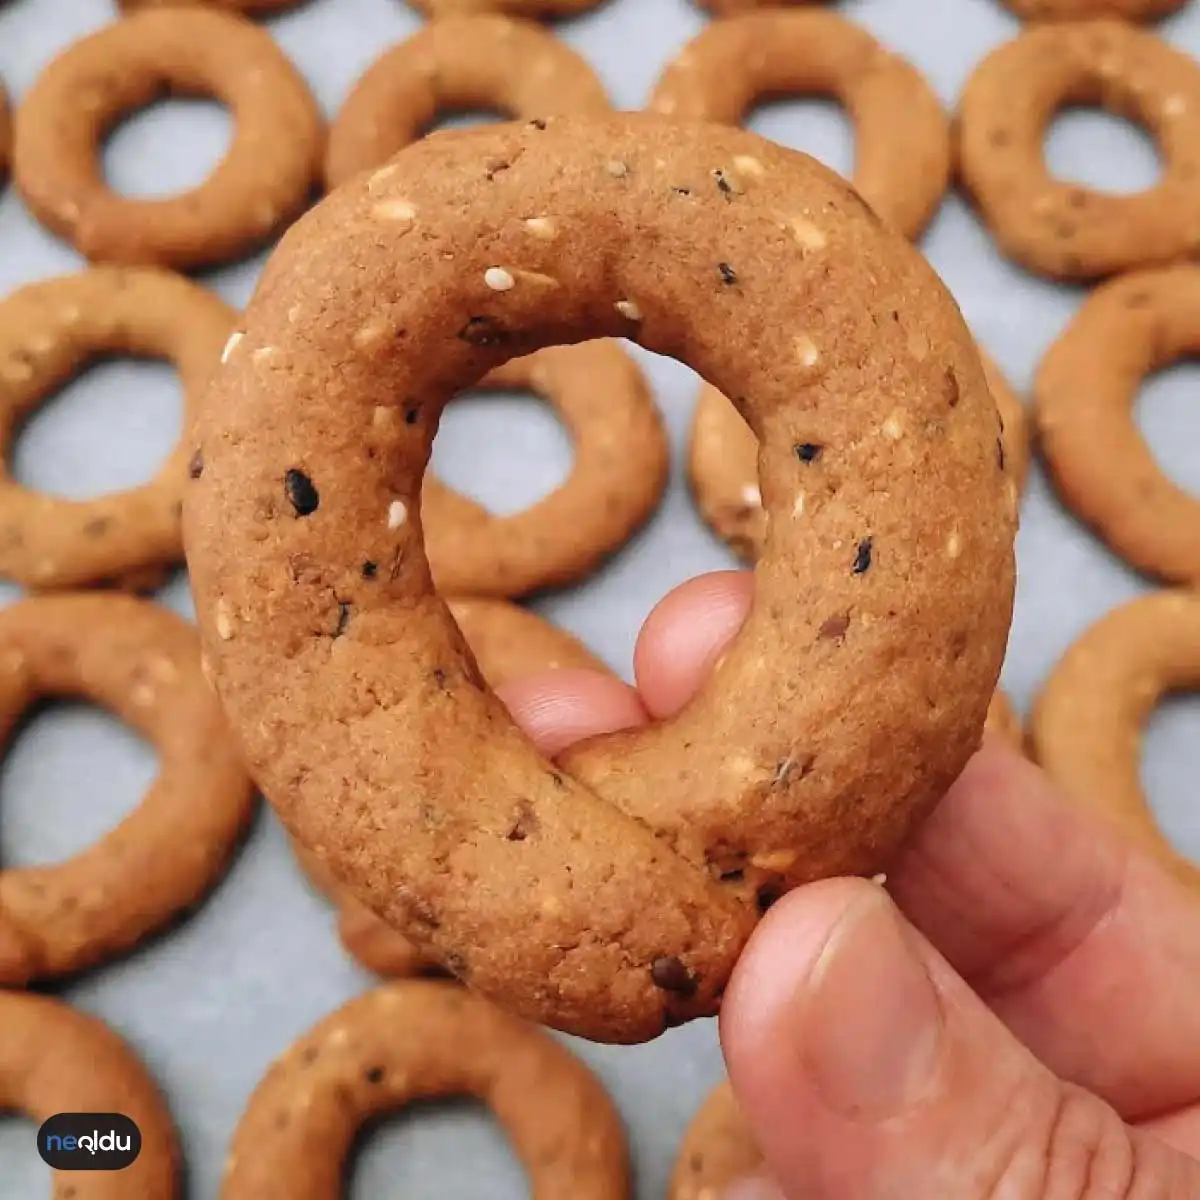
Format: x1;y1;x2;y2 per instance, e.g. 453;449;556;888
500;571;1200;1200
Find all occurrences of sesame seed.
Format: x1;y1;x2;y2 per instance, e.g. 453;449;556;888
605;159;629;178
947;531;963;559
794;334;820;368
372;199;417;223
366;165;398;195
740;483;762;507
387;500;408;530
523;216;558;239
484;267;515;292
614;299;642;321
215;600;234;641
881;411;905;440
733;154;766;177
751;848;798;871
787;216;827;252
792;492;806;517
252;346;277;364
220;331;243;364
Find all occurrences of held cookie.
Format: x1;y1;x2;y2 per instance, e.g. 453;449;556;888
14;9;323;270
957;20;1200;281
220;980;629;1199
0;593;255;986
0;991;180;1199
184;113;1016;1042
649;11;951;241
293;598;609;978
0;268;235;591
326;15;611;188
670;1081;760;1200
688;347;1028;562
1002;0;1187;20
1030;591;1200;895
1035;266;1200;585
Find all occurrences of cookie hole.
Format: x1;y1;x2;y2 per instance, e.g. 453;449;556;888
1142;691;1200;866
430;388;571;516
0;702;157;869
1045;107;1160;196
0;1116;44;1200
746;96;854;185
421;109;508;138
12;357;182;499
103;96;233;199
1135;360;1200;497
348;1097;525;1198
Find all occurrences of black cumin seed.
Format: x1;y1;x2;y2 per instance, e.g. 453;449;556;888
284;469;319;516
794;442;822;463
713;169;734;199
404;404;421;425
650;955;697;997
996;437;1006;471
333;601;350;638
188;449;204;479
458;316;508;347
718;262;737;286
528;118;547;130
852;538;874;575
83;517;111;537
361;561;378;579
756;884;783;913
365;1066;385;1084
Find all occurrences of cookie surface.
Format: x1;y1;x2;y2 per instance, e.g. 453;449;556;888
220;980;629;1199
649;10;951;241
688;345;1027;563
326;15;611;188
1031;590;1200;894
1035;266;1200;585
14;8;323;269
0;593;256;985
293;598;609;978
185;113;1016;1042
0;989;180;1198
957;20;1200;280
0;268;235;591
669;1080;760;1200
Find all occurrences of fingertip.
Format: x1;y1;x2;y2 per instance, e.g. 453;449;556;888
496;668;650;759
634;570;753;719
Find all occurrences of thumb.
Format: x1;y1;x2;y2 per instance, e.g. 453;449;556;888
719;879;1200;1200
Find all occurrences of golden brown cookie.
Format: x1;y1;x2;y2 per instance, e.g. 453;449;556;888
1002;0;1186;20
293;598;610;978
0;593;255;986
326;15;611;188
1035;266;1200;585
0;268;235;591
649;11;951;241
669;1080;760;1200
404;0;606;15
1030;590;1200;895
0;990;180;1199
220;980;629;1199
688;346;1027;563
184;113;1016;1042
14;9;323;269
957;20;1200;281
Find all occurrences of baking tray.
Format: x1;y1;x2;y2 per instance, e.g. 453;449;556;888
1;0;1198;1195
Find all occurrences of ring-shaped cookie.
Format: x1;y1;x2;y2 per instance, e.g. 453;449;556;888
0;268;235;591
0;593;256;986
403;0;606;17
294;598;609;978
220;980;629;1199
1031;590;1200;895
1035;266;1200;584
688;346;1028;563
13;9;323;270
649;11;951;241
1001;0;1187;21
0;991;180;1199
185;114;1016;1042
670;1081;760;1200
957;20;1200;281
326;15;611;188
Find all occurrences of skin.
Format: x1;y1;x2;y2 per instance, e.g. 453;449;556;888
501;570;1200;1199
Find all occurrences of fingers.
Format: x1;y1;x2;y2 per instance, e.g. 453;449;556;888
889;741;1200;1120
634;571;751;718
495;668;649;759
721;878;1200;1200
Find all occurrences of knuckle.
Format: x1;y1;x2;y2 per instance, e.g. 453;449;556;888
978;1082;1175;1200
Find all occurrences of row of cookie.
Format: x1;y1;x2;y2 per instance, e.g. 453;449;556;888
7;7;1200;284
